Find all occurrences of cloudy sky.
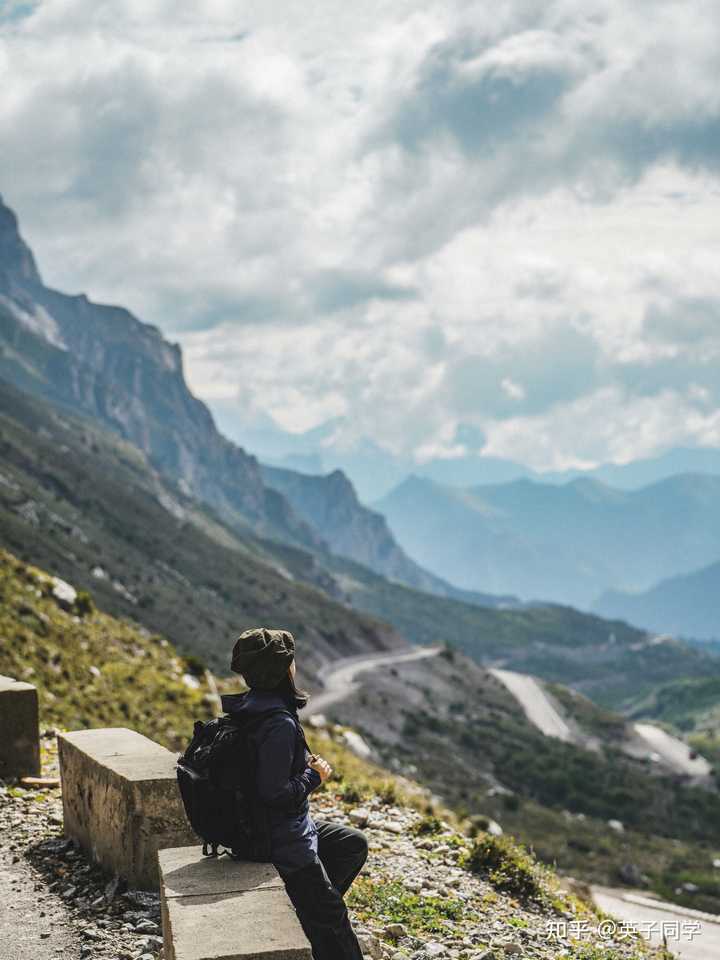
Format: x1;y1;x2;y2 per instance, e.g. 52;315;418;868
2;0;720;470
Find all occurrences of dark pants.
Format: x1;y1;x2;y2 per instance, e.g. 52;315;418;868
278;819;368;960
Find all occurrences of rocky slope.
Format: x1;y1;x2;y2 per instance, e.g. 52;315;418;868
0;722;664;960
0;384;405;680
0;546;218;747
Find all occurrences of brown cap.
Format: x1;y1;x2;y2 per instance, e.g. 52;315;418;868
230;627;295;689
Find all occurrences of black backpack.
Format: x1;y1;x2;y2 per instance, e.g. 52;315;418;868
176;710;286;860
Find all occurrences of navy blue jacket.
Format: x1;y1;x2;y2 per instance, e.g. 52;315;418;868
220;689;322;870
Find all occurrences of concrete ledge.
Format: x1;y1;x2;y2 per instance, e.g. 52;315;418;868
0;674;40;780
159;846;312;960
57;727;196;889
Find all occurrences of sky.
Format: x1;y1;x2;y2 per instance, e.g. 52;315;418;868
2;0;720;471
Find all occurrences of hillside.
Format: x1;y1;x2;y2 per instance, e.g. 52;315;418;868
1;730;664;960
5;539;720;931
0;380;404;681
332;649;720;914
629;676;720;733
0;552;665;960
598;560;720;642
376;473;720;611
0;546;216;748
329;551;720;710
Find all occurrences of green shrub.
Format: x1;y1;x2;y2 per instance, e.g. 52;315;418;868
378;780;398;805
465;833;545;901
413;814;443;835
182;653;208;677
348;878;463;936
337;780;367;804
74;590;94;616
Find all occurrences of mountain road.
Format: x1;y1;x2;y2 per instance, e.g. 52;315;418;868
309;645;442;716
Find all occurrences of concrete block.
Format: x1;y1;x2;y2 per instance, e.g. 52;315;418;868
0;674;40;780
57;727;196;889
159;846;312;960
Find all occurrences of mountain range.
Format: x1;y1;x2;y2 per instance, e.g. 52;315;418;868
3;193;718;709
375;473;720;614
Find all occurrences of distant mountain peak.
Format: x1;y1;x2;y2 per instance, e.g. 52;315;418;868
0;195;41;285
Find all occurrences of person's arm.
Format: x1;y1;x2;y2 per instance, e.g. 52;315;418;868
255;714;322;811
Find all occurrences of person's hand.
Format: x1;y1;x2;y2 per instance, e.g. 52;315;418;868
309;754;332;782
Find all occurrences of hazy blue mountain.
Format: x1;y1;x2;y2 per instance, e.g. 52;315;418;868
550;447;720;489
597;560;720;641
375;473;720;611
261;463;516;607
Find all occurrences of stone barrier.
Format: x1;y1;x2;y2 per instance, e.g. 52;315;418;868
57;727;196;889
0;674;40;780
159;845;311;960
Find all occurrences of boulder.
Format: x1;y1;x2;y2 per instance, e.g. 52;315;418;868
57;727;196;889
0;674;40;779
51;576;77;609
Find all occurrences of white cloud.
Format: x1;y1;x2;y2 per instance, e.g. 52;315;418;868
1;0;720;469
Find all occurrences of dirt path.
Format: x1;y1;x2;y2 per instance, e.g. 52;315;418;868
0;742;164;960
310;645;442;715
0;790;81;960
0;818;80;960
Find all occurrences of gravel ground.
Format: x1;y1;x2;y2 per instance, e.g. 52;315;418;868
311;790;670;960
0;734;669;960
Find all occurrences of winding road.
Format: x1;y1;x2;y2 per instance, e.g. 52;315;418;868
489;667;573;741
632;723;712;779
591;886;720;960
490;667;711;780
309;644;442;715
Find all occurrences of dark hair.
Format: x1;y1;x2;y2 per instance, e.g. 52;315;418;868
274;670;310;711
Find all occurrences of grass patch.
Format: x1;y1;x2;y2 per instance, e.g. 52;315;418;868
347;877;463;936
0;548;214;750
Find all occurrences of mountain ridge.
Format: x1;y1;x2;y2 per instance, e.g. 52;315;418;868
376;471;720;611
0;194;494;600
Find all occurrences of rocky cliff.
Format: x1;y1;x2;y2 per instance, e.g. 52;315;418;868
0;195;321;548
263;464;445;592
0;195;497;601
